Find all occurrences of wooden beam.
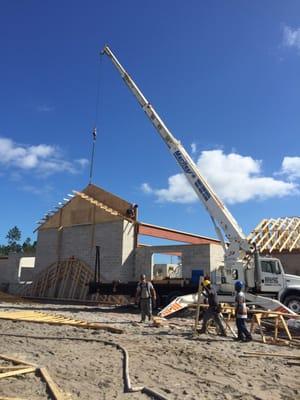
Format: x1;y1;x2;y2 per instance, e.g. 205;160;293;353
243;351;300;358
279;218;300;252
247;219;268;243
255;219;276;247
290;231;300;252
0;367;36;379
0;354;37;367
269;217;290;252
39;367;65;400
0;365;31;371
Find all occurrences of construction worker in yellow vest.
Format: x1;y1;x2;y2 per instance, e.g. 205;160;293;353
199;279;226;336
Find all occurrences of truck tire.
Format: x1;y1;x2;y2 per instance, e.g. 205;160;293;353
284;295;300;314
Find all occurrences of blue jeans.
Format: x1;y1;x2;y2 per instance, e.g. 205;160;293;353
236;318;252;340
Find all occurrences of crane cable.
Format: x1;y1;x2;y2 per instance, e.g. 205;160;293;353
89;55;103;184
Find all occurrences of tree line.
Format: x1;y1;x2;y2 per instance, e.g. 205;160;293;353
0;226;36;256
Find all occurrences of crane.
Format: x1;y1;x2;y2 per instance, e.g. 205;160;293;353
101;45;300;315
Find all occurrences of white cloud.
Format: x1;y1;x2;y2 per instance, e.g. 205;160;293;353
0;137;88;176
281;156;300;180
283;25;300;50
142;150;298;205
191;143;197;154
75;158;89;168
141;182;153;194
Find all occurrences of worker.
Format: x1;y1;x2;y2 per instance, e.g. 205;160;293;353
126;204;138;219
135;274;156;322
198;279;226;336
234;281;252;342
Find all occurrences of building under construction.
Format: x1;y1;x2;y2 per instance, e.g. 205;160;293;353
7;184;222;301
0;184;300;302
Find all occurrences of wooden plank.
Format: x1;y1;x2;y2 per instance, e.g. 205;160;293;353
255;220;275;247
0;367;36;379
255;314;266;343
0;365;30;371
0;311;123;333
290;231;300;252
39;367;65;400
0;397;28;400
274;316;279;341
194;277;203;333
243;351;300;358
247;219;268;243
0;354;37;367
280;315;292;341
279;219;300;252
269;217;289;252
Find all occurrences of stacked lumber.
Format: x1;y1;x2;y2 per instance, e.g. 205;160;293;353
0;310;123;334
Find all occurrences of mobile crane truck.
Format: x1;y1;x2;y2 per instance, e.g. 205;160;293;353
101;45;300;317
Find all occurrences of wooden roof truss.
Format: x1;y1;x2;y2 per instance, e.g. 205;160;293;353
248;217;300;253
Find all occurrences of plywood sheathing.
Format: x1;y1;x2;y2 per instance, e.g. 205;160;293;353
248;217;300;253
38;184;135;231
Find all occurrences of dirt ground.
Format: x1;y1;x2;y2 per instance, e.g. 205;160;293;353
0;301;299;400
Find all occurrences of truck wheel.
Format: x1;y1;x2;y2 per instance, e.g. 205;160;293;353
284;295;300;314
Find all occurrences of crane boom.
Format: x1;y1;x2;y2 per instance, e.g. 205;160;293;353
101;46;251;264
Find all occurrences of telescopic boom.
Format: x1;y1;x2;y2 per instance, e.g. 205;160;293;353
101;45;251;266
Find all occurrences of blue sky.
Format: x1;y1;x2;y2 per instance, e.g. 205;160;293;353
1;1;300;245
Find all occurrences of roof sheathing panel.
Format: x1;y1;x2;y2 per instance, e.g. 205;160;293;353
38;184;134;230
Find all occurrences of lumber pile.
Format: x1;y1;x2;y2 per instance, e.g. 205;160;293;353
0;310;123;334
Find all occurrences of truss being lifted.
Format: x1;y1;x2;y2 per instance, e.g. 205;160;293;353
248;217;300;253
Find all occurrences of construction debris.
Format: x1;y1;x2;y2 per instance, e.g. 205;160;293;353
0;354;67;400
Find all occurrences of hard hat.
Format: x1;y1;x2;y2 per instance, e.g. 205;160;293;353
234;280;244;291
202;279;211;287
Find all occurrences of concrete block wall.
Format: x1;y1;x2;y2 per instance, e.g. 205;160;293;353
209;244;225;272
0;253;21;285
34;220;136;283
134;246;153;280
0;257;10;286
134;244;219;281
181;244;211;278
35;228;58;275
93;220;135;282
120;221;136;281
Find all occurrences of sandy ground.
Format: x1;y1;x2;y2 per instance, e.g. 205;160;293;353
0;301;299;400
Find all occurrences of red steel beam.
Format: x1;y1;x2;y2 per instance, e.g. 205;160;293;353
138;222;220;245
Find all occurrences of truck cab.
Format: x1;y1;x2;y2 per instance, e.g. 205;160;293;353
251;256;300;313
217;256;300;313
